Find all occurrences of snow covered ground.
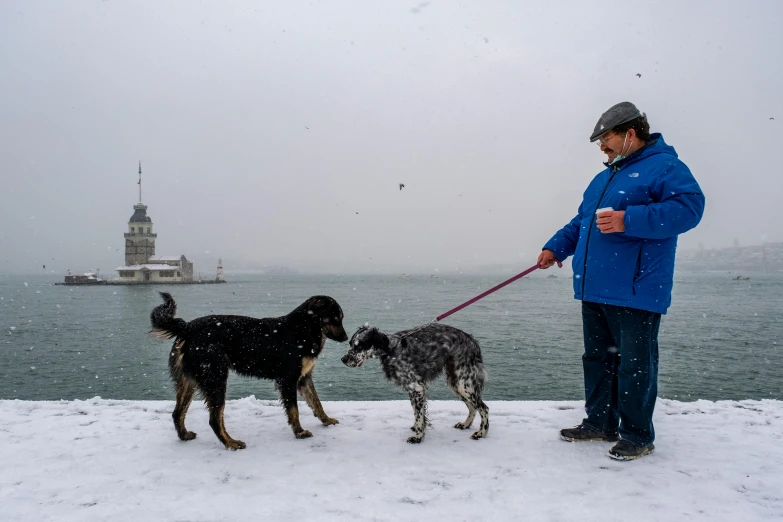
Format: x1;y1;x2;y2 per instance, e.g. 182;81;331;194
1;398;781;521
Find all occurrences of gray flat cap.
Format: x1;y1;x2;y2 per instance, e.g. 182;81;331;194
589;101;642;142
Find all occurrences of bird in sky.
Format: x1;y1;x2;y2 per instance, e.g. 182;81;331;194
399;183;405;191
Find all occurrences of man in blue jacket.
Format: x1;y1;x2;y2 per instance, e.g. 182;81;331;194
537;102;705;460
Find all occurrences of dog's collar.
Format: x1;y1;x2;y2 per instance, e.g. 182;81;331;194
388;334;402;349
395;320;437;343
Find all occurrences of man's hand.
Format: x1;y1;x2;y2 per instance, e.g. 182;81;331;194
596;210;626;234
537;249;562;269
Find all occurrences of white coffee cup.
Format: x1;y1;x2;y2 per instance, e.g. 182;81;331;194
595;207;614;214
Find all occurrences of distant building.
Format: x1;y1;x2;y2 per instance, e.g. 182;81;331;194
63;270;104;285
116;255;194;283
124;203;157;266
59;163;224;286
114;163;195;283
678;241;783;273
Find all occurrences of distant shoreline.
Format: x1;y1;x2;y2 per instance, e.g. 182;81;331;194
53;279;227;286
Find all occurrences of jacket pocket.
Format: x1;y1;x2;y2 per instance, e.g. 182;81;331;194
632;244;643;294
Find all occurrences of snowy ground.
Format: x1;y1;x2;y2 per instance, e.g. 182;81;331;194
1;398;781;521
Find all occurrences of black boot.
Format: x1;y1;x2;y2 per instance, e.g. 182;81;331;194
608;440;655;460
560;424;619;442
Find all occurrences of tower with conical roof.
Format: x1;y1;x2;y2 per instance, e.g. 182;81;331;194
124;162;157;266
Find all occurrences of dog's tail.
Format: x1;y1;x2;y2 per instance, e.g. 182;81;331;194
150;292;188;340
466;334;488;389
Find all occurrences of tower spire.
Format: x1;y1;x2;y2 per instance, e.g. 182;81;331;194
138;161;142;203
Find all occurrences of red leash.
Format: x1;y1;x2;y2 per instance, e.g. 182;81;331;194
436;262;557;322
394;261;563;340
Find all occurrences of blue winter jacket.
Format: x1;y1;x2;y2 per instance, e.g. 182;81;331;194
543;133;705;314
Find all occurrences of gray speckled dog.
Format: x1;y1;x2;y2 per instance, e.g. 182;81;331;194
341;324;489;443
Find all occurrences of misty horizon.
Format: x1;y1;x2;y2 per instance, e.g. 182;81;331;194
2;1;781;277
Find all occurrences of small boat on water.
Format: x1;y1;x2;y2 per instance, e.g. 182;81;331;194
61;271;105;285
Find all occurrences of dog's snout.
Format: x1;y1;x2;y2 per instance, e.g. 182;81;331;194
341;353;358;367
327;325;349;343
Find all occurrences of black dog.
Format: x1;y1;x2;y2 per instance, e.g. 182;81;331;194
342;324;489;443
150;292;348;449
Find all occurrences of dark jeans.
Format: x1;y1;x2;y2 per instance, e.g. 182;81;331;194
580;301;661;446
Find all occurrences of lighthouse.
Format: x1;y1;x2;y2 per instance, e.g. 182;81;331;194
124;162;157;266
216;258;224;282
60;162;226;285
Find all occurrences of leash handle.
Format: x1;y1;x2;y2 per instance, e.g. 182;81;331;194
436;264;542;322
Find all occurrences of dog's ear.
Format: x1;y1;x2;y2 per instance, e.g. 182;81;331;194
307;296;341;319
308;296;327;309
305;296;330;318
349;324;369;346
370;328;391;352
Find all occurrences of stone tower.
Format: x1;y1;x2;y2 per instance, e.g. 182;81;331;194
124;162;157;265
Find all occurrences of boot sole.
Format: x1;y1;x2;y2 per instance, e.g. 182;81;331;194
608;444;655;460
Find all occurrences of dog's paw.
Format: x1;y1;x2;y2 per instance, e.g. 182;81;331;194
321;417;339;426
179;431;197;441
407;435;423;444
454;422;471;430
295;429;313;439
225;439;246;450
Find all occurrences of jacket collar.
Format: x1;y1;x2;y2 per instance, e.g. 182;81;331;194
603;133;666;171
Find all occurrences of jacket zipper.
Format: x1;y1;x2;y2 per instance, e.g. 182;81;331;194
582;165;619;297
581;139;657;296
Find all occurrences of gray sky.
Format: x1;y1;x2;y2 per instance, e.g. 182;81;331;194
1;0;781;275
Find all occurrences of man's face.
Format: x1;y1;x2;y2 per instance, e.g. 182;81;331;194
597;131;627;163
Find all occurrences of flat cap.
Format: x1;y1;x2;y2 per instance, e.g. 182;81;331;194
590;102;642;142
